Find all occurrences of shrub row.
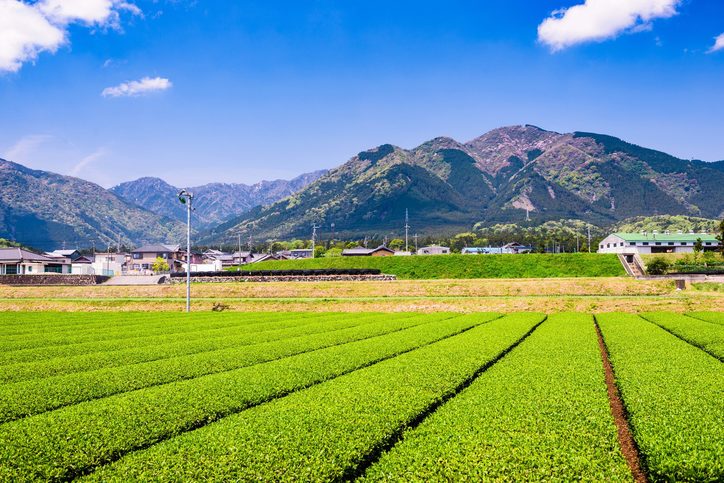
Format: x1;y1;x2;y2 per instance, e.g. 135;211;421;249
0;313;425;422
0;313;392;384
0;313;494;481
361;313;631;481
0;313;319;365
0;311;314;353
84;313;543;481
641;312;724;360
597;313;724;481
687;311;724;325
172;268;383;277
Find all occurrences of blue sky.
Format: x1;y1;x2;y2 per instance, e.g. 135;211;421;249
1;0;722;187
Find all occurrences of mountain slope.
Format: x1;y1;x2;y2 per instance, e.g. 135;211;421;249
206;125;724;242
111;170;327;227
0;159;185;250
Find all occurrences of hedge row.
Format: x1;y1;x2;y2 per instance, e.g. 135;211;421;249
85;313;542;481
362;313;631;480
0;313;391;384
0;313;419;422
0;313;321;365
597;313;724;481
641;312;724;360
0;313;486;481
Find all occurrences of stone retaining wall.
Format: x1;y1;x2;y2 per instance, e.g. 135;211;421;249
0;275;110;286
167;274;396;283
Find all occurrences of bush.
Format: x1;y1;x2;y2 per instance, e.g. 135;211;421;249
646;257;670;275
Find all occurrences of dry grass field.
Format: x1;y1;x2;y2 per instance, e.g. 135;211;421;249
1;278;721;313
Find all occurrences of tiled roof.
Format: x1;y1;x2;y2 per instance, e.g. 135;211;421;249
0;247;55;263
133;244;181;253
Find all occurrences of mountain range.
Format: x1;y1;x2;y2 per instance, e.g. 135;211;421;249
0;159;324;250
2;125;722;250
0;159;186;251
110;170;327;228
206;125;724;243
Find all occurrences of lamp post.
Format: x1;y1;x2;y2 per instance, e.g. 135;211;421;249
178;189;194;313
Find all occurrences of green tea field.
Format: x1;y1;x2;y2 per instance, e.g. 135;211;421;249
0;311;721;481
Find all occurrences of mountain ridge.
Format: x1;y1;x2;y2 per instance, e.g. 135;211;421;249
111;170;328;227
0;159;186;250
203;125;724;244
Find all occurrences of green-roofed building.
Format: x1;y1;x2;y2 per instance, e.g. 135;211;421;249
598;232;720;254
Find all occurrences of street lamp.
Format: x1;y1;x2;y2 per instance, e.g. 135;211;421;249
178;189;194;313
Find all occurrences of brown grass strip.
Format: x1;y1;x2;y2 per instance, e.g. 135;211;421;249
594;318;648;483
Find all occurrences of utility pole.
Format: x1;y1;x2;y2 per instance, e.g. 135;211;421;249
414;233;419;253
331;223;335;243
238;233;242;271
178;189;194;313
248;234;253;252
117;233;121;254
404;209;410;252
576;234;580;253
311;224;319;258
587;225;592;253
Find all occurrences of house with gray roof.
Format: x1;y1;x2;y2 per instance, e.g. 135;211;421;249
0;247;71;275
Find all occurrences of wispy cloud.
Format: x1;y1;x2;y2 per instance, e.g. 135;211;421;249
70;148;108;176
3;134;54;163
708;33;724;53
101;76;172;97
0;0;141;73
537;0;681;52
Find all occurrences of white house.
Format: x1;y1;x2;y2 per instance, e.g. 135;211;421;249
0;247;71;274
417;245;450;255
598;232;720;255
92;252;128;276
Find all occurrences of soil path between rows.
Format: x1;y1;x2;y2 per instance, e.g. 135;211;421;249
595;320;648;483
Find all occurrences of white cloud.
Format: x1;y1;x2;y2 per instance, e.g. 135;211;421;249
0;0;140;73
538;0;681;51
101;76;172;97
708;33;724;53
0;1;65;73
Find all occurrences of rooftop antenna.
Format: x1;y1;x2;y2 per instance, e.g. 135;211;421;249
404;209;410;252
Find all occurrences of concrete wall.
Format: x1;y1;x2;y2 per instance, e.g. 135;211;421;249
0;274;110;285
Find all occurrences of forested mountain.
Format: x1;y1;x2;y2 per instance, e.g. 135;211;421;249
205;125;724;243
0;159;186;250
111;170;327;227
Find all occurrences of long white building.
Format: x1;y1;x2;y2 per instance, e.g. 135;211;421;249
598;232;720;254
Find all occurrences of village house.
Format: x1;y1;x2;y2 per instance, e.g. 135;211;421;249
129;244;183;273
0;247;71;274
92;252;129;276
278;248;313;259
597;232;720;255
70;255;95;275
341;246;395;257
417;245;450;255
